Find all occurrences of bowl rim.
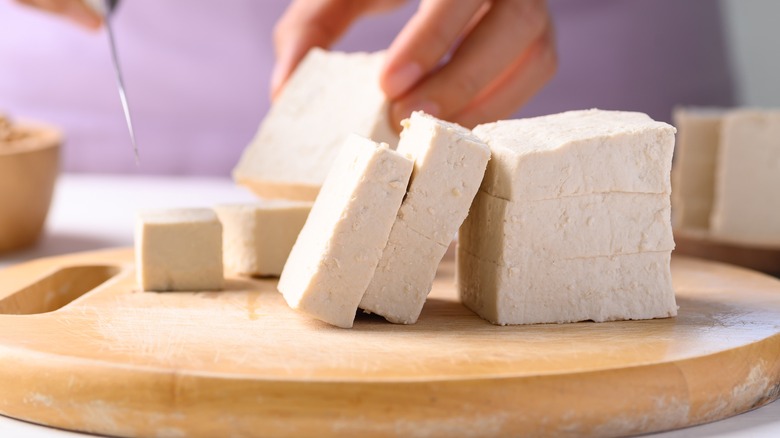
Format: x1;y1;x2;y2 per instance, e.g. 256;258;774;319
0;121;62;156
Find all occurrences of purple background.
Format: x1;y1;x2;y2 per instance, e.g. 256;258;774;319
0;0;734;175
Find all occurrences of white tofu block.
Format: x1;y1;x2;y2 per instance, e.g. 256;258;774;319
233;48;398;201
473;109;676;202
214;201;312;277
460;190;674;264
278;134;413;328
360;112;490;324
710;110;780;246
360;221;447;324
457;249;676;325
135;208;223;292
670;108;724;230
459;109;677;325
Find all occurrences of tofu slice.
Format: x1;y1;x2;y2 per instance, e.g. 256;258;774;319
214;201;312;277
710;110;780;246
671;107;724;230
460;109;677;325
474;109;676;202
458;249;676;325
135;208;223;292
278;134;413;328
460;190;674;265
233;49;398;201
360;112;490;324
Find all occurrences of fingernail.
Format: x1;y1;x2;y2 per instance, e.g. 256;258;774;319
66;4;102;29
384;63;423;99
392;99;440;127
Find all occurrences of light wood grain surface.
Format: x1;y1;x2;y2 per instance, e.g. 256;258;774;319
1;248;779;437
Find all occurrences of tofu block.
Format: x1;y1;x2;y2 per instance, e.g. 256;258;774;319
460;109;677;325
360;112;490;324
710;110;780;246
214;201;312;277
670;107;724;230
135;208;223;291
460;190;674;264
233;48;398;201
278;134;413;328
458;249;676;325
474;109;675;202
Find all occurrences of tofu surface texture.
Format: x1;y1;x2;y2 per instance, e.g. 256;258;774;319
135;208;223;292
233;48;398;201
214;201;312;277
670;107;724;230
461;109;677;325
278;134;413;328
360;112;490;324
710;109;780;246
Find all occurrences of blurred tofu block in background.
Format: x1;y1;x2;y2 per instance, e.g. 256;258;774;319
710;110;780;246
671;108;725;230
233;49;398;201
215;201;312;277
135;208;223;291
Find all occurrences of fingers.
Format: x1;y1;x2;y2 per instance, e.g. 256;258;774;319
271;0;408;100
380;0;487;100
15;0;102;29
452;23;557;128
388;0;552;128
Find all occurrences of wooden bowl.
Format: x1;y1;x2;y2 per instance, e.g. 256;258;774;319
0;122;60;254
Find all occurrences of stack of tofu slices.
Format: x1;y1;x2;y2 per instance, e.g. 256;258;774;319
233;49;678;328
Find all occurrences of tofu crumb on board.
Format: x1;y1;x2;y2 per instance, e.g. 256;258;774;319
232;48;398;202
460;109;678;325
135;208;223;292
277;134;413;329
360;111;490;324
214;201;312;277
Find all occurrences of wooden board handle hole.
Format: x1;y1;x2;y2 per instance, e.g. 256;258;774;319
0;265;120;315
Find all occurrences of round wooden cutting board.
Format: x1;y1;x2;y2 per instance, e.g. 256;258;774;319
0;249;779;437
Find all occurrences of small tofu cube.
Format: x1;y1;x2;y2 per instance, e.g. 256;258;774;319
135;208;223;291
214;201;312;277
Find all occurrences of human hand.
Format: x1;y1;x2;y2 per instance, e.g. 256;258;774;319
14;0;102;29
272;0;557;129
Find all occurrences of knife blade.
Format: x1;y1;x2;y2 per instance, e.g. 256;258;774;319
86;0;139;164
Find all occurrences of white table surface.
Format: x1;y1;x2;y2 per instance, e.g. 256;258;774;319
0;174;778;437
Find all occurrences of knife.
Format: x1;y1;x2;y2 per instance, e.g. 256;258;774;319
85;0;139;164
